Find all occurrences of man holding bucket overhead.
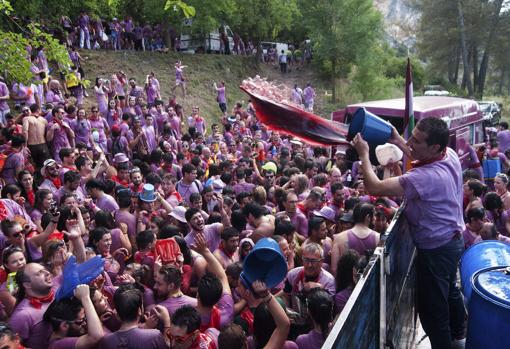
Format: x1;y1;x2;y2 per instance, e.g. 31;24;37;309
352;117;466;348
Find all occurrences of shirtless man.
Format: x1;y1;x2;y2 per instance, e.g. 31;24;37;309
22;105;50;168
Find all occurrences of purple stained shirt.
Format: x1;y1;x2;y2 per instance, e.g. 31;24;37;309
296;329;325;349
143;125;157;153
96;194;120;211
114;210;137;239
46;90;65;104
334;287;353;314
175;67;183;82
129;86;144;98
200;292;234;329
176;180;203;206
169;115;182;138
48;121;71;161
1;152;24;185
462;227;479;249
110;227;123;253
185;223;222;252
303;86;315;103
146;82;158;104
0;199;35;232
9;298;52;349
286;267;336;297
98;327;167;349
158;294;197;316
346;229;378;256
78;15;89;29
498;130;510;153
288;211;309;238
217;86;226;103
89;117;108;144
0;82;9;111
124;19;134;32
398;148;465;249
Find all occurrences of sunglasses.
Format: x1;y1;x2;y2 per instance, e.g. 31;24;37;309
168;329;197;344
48;241;65;251
302;257;323;265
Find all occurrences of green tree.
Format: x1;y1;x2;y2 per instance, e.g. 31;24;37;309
0;3;71;84
230;0;300;42
301;0;382;102
138;0;231;46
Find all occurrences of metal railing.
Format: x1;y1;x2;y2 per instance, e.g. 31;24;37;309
323;208;418;349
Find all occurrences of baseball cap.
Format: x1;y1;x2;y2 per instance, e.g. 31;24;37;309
261;161;277;174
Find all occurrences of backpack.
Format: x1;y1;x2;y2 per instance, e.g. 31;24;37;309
176;180;201;193
111;138;123;156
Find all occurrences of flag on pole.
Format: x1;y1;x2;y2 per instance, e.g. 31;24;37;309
403;57;415;172
404;57;415;140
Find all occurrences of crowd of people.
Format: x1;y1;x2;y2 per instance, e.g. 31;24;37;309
0;24;508;348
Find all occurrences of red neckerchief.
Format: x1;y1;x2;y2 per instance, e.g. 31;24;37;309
28;289;55;309
0;201;8;221
169;190;182;202
293;269;320;293
52;117;63;127
188;331;217;349
219;241;235;259
410;150;446;169
63;165;76;171
111;109;120;122
112;176;129;187
200;305;221;332
296;202;309;217
26;190;35;207
46;176;62;189
240;307;254;334
130;183;143;193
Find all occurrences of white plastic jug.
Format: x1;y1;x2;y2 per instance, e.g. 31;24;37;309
375;143;403;166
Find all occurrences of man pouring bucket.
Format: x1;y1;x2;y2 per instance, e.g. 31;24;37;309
350;109;466;349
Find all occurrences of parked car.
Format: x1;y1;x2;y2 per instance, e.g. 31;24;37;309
424;90;450;96
478;101;501;125
180;24;234;53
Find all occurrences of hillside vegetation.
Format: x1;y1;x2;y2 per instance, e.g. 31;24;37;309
81;50;331;124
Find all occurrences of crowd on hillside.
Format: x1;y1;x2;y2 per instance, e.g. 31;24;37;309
0;25;508;348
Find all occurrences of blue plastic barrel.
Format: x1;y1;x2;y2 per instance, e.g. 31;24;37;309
240;238;287;289
348;108;392;145
460;241;510;305
483;159;502;180
466;266;510;349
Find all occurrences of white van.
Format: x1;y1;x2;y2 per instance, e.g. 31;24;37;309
180;24;234;53
261;41;289;55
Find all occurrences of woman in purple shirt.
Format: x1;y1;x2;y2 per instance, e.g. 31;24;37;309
296;289;333;349
88;107;109;153
94;78;110;117
106;99;122;128
45;80;65;104
71;108;92;147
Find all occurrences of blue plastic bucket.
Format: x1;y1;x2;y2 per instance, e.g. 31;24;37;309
466;266;510;349
483;159;502;180
348;107;392;145
240;238;287;289
459;241;510;305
